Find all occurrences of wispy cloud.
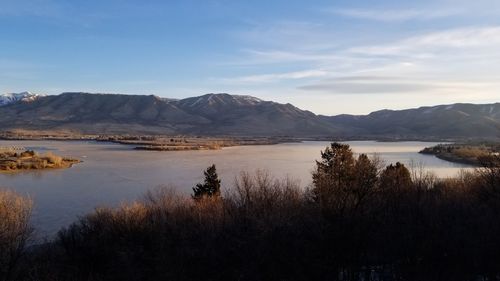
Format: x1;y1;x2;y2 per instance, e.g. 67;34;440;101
224;50;344;65
297;75;497;95
328;8;462;22
215;69;329;84
350;26;500;56
298;82;436;94
232;20;345;54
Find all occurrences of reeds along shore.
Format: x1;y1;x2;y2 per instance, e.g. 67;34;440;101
1;143;500;281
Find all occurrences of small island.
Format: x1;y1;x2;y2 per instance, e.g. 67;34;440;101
107;135;290;151
0;149;81;172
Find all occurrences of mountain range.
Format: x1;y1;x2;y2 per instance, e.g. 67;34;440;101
0;92;499;139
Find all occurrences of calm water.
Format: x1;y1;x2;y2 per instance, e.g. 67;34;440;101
0;140;472;237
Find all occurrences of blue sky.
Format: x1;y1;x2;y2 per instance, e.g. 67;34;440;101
1;0;500;114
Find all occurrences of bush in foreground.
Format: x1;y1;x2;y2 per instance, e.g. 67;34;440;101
0;190;33;281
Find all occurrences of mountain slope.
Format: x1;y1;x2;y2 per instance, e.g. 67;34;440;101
0;92;337;136
323;103;500;138
0;92;498;139
175;94;337;135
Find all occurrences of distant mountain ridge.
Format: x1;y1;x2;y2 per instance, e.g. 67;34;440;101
0;92;498;139
322;103;500;139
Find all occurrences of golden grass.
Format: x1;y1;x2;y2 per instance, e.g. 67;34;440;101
0;150;80;172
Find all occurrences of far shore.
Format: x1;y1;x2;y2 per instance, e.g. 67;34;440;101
2;132;498;166
0;131;470;145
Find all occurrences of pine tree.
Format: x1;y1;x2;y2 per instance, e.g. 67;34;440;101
192;164;221;200
312;142;356;210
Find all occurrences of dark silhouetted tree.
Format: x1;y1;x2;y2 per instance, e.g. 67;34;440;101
475;154;500;201
379;162;412;191
312;142;356;212
192;164;221;200
352;154;378;210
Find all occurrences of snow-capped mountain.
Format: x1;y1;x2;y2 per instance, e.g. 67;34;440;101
0;91;44;106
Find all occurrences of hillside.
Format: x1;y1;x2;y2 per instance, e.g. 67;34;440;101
323;103;500;139
0;92;498;139
0;92;337;136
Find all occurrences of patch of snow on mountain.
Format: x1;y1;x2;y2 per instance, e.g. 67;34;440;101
236;95;263;104
0;91;44;106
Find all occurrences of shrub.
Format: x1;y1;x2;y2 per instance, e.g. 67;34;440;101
0;190;33;281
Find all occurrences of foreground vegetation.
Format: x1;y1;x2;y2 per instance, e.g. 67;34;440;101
1;143;500;281
0;149;80;172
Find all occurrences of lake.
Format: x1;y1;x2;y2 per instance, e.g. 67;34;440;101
0;140;472;237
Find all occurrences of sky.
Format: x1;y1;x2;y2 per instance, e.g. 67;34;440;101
1;0;500;115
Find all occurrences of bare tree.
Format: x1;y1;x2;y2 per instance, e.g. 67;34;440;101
0;190;34;281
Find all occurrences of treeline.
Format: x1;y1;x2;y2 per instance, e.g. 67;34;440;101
1;143;500;281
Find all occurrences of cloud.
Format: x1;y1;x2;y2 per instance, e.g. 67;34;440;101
216;69;329;84
349;26;500;56
315;75;402;82
329;8;462;22
229;24;500;79
298;80;437;94
238;50;341;64
298;78;498;95
231;20;345;56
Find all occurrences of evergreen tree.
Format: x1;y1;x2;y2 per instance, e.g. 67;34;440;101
312;142;356;210
192;164;221;200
